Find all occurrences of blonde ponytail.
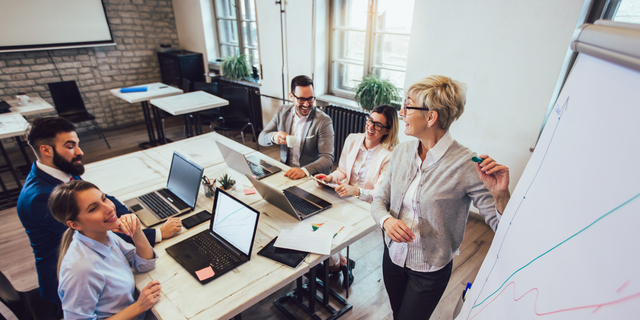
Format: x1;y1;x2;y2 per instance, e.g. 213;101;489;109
57;228;75;277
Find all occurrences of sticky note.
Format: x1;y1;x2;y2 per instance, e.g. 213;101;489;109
244;188;256;195
195;266;215;281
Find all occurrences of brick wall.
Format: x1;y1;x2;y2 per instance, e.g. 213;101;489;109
0;0;180;133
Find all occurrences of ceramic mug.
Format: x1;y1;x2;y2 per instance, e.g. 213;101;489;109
16;94;30;105
286;135;297;148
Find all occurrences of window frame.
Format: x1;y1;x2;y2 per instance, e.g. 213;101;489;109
211;0;260;68
328;0;412;99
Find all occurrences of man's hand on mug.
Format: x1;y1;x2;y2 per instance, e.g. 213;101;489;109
273;132;288;145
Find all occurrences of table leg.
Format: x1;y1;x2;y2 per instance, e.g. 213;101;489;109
15;136;33;177
194;113;203;135
152;106;167;144
308;265;316;314
183;115;193;138
140;101;158;148
0;140;22;189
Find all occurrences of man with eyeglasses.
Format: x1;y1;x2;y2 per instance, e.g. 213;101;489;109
258;75;334;179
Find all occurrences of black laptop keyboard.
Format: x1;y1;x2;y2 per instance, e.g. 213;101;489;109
188;233;239;271
283;190;319;216
158;189;190;211
248;162;267;178
139;192;178;219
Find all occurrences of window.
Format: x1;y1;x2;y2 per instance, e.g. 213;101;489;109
330;0;415;98
212;0;260;68
602;0;640;24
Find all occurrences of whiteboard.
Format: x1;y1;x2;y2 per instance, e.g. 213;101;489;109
458;53;640;319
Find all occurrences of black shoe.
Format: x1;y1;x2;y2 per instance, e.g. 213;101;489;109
341;259;356;288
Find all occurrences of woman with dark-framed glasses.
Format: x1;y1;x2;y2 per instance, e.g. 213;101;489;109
372;75;511;319
314;104;399;287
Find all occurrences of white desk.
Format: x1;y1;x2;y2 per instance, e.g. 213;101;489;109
0;113;29;206
110;83;183;148
6;97;55;116
150;91;229;142
84;132;375;320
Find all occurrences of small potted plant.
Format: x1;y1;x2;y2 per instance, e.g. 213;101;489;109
221;53;251;81
354;74;402;111
218;173;236;191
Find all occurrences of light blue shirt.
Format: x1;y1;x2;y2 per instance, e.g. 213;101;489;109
58;230;157;320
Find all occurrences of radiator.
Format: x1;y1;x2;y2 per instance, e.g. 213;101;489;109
323;105;368;164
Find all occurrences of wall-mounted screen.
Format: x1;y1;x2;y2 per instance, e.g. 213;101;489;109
0;0;115;52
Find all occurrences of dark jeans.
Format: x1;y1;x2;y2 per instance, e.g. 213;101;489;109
382;245;453;320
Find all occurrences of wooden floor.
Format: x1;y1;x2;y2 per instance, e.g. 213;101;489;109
0;117;495;320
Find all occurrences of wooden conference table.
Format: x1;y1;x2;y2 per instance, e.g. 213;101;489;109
82;132;376;320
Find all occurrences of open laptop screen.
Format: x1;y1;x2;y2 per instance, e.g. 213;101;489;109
212;189;259;256
166;152;204;208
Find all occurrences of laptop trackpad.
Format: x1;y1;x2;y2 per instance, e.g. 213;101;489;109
130;204;144;212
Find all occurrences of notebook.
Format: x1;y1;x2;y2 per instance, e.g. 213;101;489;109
216;140;282;179
166;188;260;284
246;174;332;220
124;152;203;227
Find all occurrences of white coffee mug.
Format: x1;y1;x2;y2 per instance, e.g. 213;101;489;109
16;95;30;105
286;135;297;148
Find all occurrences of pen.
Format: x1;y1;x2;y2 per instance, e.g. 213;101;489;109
471;156;483;163
159;86;168;89
161;272;178;284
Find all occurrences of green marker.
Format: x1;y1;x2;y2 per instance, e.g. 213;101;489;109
471;156;483;163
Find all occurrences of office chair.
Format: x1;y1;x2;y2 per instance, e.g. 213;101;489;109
215;85;258;150
192;82;222;132
0;270;59;320
47;81;111;149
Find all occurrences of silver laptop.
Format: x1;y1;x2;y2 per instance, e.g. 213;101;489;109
246;174;331;220
216;140;281;179
125;152;204;226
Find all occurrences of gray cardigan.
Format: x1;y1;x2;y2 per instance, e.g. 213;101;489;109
371;139;500;268
258;104;334;175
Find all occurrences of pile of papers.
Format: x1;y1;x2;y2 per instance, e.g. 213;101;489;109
274;216;353;255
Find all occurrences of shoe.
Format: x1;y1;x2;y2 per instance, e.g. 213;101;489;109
341;259;356;288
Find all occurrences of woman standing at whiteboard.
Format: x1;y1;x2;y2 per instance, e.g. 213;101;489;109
50;181;161;320
371;75;511;319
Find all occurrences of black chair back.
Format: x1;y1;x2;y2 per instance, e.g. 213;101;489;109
219;86;252;124
0;270;32;320
193;82;218;96
47;81;87;117
182;78;193;93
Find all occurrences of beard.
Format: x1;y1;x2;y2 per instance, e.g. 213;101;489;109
52;148;85;176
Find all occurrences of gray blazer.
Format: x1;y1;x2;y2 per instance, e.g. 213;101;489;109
258;104;334;175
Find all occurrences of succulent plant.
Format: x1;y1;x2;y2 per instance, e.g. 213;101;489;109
218;173;236;190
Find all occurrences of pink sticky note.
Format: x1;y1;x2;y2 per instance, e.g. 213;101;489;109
243;188;256;195
195;266;215;281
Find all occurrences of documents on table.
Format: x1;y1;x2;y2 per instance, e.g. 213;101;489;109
273;216;353;255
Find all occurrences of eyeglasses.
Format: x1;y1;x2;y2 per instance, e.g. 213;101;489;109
365;115;389;131
401;102;429;115
291;93;315;104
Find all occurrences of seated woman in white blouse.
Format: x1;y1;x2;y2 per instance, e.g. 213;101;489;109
315;104;400;286
49;180;162;320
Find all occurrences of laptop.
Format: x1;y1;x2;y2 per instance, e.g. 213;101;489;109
125;152;204;227
216;140;282;179
166;188;260;284
246;174;332;220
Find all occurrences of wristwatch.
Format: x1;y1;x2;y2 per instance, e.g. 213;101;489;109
354;187;363;199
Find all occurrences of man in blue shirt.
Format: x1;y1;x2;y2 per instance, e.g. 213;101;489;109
16;117;182;308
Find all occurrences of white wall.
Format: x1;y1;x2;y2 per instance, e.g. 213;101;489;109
404;0;587;191
172;0;216;76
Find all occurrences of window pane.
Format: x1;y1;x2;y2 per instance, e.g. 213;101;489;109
371;68;405;91
611;0;640;24
332;30;366;61
215;0;236;19
221;45;239;57
240;0;256;21
333;0;368;30
244;48;260;67
243;22;259;48
333;62;364;91
218;20;239;45
376;0;414;32
371;33;410;68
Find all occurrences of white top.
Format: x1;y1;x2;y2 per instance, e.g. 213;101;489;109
109;82;183;104
287;111;308;169
7;96;55;116
150;91;229;116
36;161;73;182
387;132;454;272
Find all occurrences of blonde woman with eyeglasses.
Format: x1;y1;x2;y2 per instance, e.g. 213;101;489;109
371;75;511;319
314;104;399;287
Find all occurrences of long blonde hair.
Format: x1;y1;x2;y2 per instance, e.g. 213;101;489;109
48;180;99;277
371;104;399;151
